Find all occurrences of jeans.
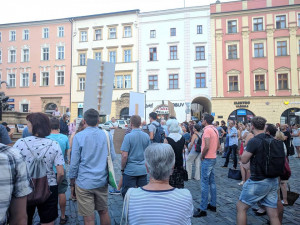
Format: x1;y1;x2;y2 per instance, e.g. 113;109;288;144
200;158;217;211
186;152;201;180
224;144;238;168
121;174;147;198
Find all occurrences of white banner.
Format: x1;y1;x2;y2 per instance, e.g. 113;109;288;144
129;92;145;118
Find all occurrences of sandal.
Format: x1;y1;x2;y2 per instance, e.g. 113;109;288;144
238;181;244;186
60;215;69;224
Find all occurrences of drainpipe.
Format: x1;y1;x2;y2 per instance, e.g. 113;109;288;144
69;18;73;117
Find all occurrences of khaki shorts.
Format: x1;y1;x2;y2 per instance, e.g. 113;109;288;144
75;185;108;216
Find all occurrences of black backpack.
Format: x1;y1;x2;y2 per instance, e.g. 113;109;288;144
152;123;165;143
195;133;202;152
258;135;285;178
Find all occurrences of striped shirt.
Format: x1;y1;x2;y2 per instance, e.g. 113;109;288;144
127;187;193;225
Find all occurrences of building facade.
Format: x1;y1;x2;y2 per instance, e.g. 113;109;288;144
139;6;211;123
211;0;300;125
0;19;72;114
70;10;139;121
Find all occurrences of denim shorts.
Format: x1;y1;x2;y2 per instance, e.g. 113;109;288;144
239;178;278;208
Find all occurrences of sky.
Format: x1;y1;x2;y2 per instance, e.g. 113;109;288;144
0;0;232;24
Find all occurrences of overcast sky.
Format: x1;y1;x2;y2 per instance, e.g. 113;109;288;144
1;0;232;24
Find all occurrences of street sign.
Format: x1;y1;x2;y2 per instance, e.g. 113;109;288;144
7;99;14;102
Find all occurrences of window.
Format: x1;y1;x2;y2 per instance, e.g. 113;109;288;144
298;14;300;27
95;52;101;61
116;75;123;88
80;31;87;42
58;26;64;37
21;73;29;87
109;51;116;63
197;25;203;34
277;41;287;56
23;49;29;62
229;76;238;91
42;48;49;61
196;46;205;60
124;26;132;37
299;40;300;54
8;74;16;87
10;31;16;41
196;73;206;88
169;74;178;89
10;50;16;63
95;29;102;40
21;104;29;112
124;75;131;88
124;50;131;62
276;15;286;29
149;47;157;61
0;32;1;42
170;28;176;36
23;29;29;40
0;50;2;63
228;45;237;59
253;18;263;31
255;75;265;90
170;46;177;60
228;20;237;33
254;43;264;58
43;28;49;38
109;28;116;39
149;75;158;90
79;77;85;90
41;72;49;86
56;71;64;85
150;30;156;38
278;74;288;90
57;46;64;60
79;53;86;66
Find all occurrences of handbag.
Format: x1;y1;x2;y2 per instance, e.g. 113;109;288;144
103;130;118;189
288;143;295;156
120;188;134;225
280;157;291;180
287;183;300;206
228;168;242;180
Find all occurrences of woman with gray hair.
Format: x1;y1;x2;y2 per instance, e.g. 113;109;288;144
121;143;193;225
164;118;186;188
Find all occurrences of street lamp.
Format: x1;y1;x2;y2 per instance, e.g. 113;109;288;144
144;91;147;122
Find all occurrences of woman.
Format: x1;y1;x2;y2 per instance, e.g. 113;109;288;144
14;113;65;225
164;119;186;188
291;124;300;158
186;124;202;180
182;123;191;144
121;144;193;225
238;123;251;186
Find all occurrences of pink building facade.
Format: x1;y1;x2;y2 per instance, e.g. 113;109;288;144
211;0;300;124
0;19;72;114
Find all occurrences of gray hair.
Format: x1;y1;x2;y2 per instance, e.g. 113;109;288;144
144;143;175;181
166;118;180;133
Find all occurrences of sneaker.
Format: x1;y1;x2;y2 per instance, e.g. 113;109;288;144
207;204;217;212
193;209;207;217
238;181;244;186
60;215;69;225
109;188;121;195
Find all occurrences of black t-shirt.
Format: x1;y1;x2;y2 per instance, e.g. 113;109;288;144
283;131;291;149
246;133;267;181
221;125;227;137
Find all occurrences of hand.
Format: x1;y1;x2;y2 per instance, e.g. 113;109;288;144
201;155;204;161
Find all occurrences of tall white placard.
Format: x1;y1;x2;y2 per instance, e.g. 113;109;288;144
129;92;145;118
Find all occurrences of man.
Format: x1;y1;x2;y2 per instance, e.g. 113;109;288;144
220;120;228;154
59;114;69;136
0;124;12;145
161;120;169;137
69;109;115;225
148;112;160;142
214;121;226;154
237;117;281;225
0;144;32;225
281;124;291;152
120;115;151;197
194;114;219;217
109;117;118;138
222;120;238;169
47;117;70;224
52;107;61;117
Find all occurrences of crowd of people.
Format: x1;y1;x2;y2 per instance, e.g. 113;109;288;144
0;108;299;225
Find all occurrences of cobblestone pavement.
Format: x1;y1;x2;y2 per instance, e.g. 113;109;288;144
34;154;300;225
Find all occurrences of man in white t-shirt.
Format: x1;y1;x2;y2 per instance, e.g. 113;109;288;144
109;117;118;137
52;107;61;117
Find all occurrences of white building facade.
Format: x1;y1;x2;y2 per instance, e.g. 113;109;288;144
71;10;139;121
138;6;212;123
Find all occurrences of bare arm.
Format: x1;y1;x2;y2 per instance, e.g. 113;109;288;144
201;138;210;160
149;131;154;140
188;134;197;151
121;151;128;171
56;165;64;185
9;196;28;225
241;151;253;164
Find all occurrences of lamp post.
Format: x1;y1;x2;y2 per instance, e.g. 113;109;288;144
144;91;147;122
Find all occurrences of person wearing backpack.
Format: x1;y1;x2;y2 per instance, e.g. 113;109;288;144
186;124;202;180
237;117;281;225
14;113;65;225
148;112;165;143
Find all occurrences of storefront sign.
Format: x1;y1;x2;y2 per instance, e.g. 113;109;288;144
7;99;14;102
237;109;247;116
234;101;250;108
78;103;84;108
174;103;184;107
155;106;169;115
284;101;300;105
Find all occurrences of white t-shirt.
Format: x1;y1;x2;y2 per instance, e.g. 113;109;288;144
14;136;65;186
126;187;193;225
109;122;118;136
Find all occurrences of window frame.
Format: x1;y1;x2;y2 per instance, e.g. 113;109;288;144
169;74;179;89
195;73;206;88
0;32;2;42
278;73;289;90
0;50;2;63
80;30;88;42
228;44;238;59
8;73;16;87
254;74;265;91
78;76;85;91
9;49;16;63
254;43;264;58
108;27;117;39
252;17;264;31
43;27;49;39
22;48;30;62
124;26;132;38
23;29;29;40
20;73;29;87
227;20;238;34
108;50;117;63
170;28;176;37
42;47;50;61
79;52;86;66
57;46;65;60
41;72;49;86
124;49;132;63
58;26;64;37
56;71;64;86
197;25;203;34
228;75;239;92
169;46;178;60
149;47;157;61
94;29;102;41
150;30;156;38
94;49;102;61
148;75;158;90
276;40;288;56
275;15;287;29
195;46;205;60
9;30;16;41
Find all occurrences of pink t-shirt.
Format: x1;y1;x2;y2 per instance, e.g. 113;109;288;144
201;125;219;159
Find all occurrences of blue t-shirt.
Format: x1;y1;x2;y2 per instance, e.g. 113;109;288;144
22;127;32;138
183;132;191;142
121;129;151;176
47;133;69;172
0;125;12;145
